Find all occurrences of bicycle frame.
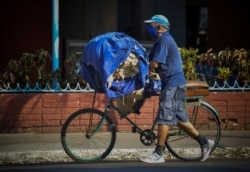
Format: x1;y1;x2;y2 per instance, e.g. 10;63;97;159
96;96;213;140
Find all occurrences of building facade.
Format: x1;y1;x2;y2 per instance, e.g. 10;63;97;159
0;0;249;77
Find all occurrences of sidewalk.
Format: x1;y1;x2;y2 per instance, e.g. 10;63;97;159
0;130;250;165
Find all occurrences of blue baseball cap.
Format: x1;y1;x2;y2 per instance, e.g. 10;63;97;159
144;15;170;28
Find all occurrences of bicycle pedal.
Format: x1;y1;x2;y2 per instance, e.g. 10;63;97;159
215;143;226;149
132;126;136;133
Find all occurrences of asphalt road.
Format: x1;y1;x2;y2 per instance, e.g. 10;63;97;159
1;159;250;172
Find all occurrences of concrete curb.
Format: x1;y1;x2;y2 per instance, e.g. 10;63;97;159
1;147;249;165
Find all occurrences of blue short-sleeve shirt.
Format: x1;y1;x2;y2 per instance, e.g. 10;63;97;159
149;32;186;89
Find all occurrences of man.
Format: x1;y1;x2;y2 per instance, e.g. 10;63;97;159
140;14;214;163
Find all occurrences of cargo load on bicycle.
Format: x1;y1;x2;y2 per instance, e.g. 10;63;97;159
80;32;160;114
80;32;149;98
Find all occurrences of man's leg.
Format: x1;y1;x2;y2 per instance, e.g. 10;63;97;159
139;124;167;163
178;121;208;145
157;124;169;145
140;87;177;163
154;124;168;155
178;121;215;161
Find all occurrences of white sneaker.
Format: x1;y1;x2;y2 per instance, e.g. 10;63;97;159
201;139;215;161
140;152;165;163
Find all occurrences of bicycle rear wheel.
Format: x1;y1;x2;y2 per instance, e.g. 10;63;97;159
61;108;116;163
165;100;221;161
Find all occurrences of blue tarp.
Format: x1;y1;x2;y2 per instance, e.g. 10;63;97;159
80;32;149;98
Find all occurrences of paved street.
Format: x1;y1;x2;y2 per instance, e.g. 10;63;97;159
0;130;249;165
0;159;250;172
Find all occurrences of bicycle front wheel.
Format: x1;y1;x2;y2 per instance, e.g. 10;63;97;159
61;108;116;163
165;100;221;161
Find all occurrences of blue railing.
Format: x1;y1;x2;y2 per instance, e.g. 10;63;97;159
0;81;250;93
0;82;94;93
209;81;250;91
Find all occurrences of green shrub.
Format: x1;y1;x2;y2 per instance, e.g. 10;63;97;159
0;48;249;89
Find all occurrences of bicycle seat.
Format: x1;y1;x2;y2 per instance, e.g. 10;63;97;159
185;80;209;97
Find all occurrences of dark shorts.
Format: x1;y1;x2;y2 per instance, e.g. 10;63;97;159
156;85;189;125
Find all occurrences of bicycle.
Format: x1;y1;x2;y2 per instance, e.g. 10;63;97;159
61;81;222;163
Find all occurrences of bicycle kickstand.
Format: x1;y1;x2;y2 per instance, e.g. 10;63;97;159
215;143;226;149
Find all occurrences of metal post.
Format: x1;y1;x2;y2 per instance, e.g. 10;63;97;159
52;0;59;88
